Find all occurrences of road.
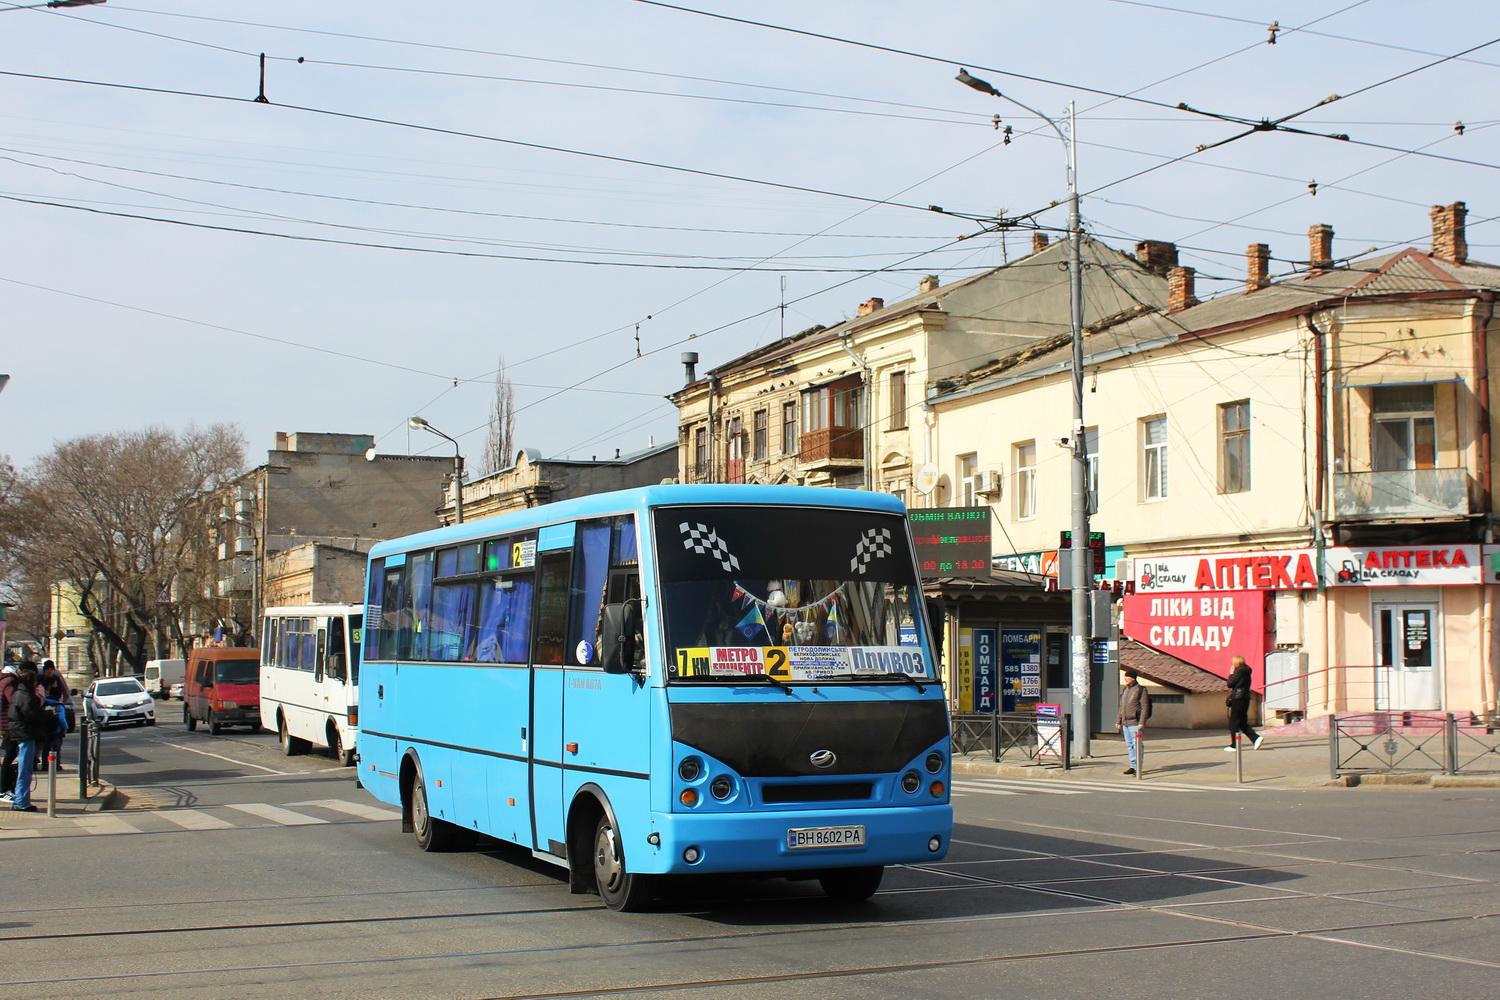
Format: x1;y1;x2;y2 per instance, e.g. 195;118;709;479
1;718;1497;999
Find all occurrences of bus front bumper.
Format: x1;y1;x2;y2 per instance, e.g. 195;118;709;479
639;803;952;876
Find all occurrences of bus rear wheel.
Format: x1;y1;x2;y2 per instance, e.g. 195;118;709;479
592;813;654;912
330;725;355;767
819;866;884;902
410;773;472;852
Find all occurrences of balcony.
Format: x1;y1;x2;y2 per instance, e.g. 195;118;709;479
797;427;864;472
1332;468;1474;519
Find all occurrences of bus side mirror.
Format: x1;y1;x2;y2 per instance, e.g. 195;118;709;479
327;653;346;681
598;601;641;675
925;597;946;659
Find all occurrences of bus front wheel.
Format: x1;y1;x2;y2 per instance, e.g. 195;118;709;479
592;813;655;912
819;866;884;902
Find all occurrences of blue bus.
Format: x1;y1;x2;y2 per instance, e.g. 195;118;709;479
356;484;951;910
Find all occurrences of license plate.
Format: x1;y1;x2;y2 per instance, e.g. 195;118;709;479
786;825;866;850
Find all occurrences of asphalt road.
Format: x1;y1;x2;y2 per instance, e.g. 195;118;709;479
2;718;1497;1000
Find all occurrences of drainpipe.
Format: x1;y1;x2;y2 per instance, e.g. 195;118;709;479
1473;291;1494;518
1473;292;1496;720
838;330;873;490
707;375;720;483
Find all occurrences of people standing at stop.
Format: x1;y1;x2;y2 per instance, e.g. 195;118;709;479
0;662;19;803
1116;669;1151;776
1225;654;1264;751
6;663;48;812
38;660;72;771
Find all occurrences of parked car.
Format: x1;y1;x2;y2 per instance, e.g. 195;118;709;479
169;682;184;700
84;676;157;728
183;647;261;735
143;658;186;700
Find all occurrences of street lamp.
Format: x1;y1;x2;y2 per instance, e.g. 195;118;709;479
957;68;1092;758
409;416;465;524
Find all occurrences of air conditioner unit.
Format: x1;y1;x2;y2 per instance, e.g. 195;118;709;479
976;469;1000;495
217;542;229;561
1115;558;1135;582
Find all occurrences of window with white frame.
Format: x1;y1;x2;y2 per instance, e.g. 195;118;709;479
1015;441;1037;519
1371;386;1436;470
958;452;978;506
1219;400;1250;493
1142;416;1168;500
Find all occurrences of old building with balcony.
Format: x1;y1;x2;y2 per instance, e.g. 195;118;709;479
668;236;1170;498
926;203;1500;725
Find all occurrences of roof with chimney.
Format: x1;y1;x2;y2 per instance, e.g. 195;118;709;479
931;203;1499;398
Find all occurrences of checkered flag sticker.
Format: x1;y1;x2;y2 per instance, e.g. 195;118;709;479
679;521;740;573
851;527;893;574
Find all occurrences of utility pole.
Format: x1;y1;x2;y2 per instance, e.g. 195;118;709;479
956;74;1091;757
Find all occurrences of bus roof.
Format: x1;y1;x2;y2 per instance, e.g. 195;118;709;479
367;483;906;559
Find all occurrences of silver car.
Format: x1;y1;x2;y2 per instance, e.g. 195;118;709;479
85;676;157;728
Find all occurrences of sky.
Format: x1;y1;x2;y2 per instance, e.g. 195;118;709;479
2;1;1498;475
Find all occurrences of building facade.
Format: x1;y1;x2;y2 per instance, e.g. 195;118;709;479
927;204;1499;725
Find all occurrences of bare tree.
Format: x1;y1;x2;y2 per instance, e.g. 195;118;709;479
0;425;245;674
479;356;517;476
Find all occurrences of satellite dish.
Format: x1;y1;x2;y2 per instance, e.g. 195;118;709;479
914;463;939;495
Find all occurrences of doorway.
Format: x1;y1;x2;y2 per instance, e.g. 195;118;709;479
1373;602;1441;711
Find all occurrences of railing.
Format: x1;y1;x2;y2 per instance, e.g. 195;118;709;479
1330;712;1500;777
79;718;103;797
1264;663;1455;718
1332;467;1473;518
950;711;1071;768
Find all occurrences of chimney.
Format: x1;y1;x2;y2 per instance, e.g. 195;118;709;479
919;274;940;293
1246;243;1270;292
856;297;885;316
1168;266;1198;312
681;351;699;384
1032;233;1050;254
1135;239;1178;276
1430;201;1468;264
1308;224;1334;275
274;432;289;451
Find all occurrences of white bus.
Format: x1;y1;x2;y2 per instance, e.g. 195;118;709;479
260;604;362;765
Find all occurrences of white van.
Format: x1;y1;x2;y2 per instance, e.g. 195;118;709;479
143;658;186;700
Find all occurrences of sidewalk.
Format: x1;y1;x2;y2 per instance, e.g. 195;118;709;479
0;768;118;836
953;728;1500;789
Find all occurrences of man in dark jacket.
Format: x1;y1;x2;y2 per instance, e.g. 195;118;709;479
1225;655;1263;751
7;664;48;811
0;662;20;802
1115;669;1151;775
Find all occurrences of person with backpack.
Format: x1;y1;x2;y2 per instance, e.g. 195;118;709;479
1116;669;1152;776
6;663;49;812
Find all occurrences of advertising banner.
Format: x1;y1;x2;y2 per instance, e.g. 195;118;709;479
1000;628;1042;709
973;627;997;713
1131;545;1482;594
1120;591;1273;688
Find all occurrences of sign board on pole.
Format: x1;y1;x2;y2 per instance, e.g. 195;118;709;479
1036;702;1064;761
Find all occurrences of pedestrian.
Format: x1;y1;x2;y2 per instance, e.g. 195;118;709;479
38;660;73;772
1225;654;1264;751
0;661;19;803
6;663;50;812
1116;669;1151;775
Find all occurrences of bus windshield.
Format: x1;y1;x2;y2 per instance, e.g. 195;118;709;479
653;505;929;683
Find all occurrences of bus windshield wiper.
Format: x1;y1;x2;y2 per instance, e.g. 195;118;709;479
737;672;794;694
843;671;927;693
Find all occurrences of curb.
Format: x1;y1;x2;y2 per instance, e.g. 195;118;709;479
1325;773;1500;789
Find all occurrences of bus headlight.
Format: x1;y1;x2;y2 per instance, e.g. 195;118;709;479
678;757;703;782
900;770;921;794
709;775;733;800
925;751;944;774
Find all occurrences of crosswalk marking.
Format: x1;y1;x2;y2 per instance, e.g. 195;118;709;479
156;809;236;831
76;815;141;835
224;802;328;826
286;798;400;821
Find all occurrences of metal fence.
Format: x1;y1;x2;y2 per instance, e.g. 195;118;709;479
1330;712;1500;777
950;711;1071;768
79;718;103;798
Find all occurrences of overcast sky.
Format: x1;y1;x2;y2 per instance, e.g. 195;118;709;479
2;1;1497;473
